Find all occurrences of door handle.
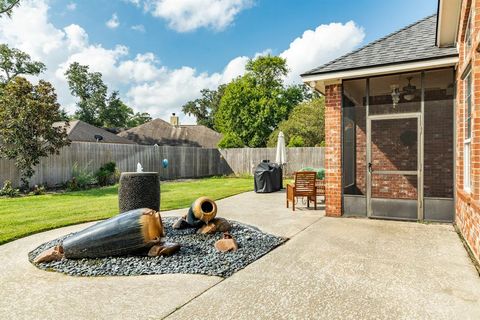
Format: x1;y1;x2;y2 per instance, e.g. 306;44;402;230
368;162;373;173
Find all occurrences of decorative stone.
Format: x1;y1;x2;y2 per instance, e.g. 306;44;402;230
212;218;232;232
147;242;181;257
118;172;160;213
197;222;217;234
173;216;191;229
34;245;64;264
214;232;238;252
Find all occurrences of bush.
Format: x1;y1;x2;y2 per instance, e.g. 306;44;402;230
300;167;325;180
30;184;46;195
68;162;96;191
0;180;20;197
218;132;245;148
95;162;117;186
288;135;304;147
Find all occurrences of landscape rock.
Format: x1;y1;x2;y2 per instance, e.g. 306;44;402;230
172;216;191;230
147;242;181;257
212;218;232;232
197;222;217;234
34;245;64;264
215;232;238;252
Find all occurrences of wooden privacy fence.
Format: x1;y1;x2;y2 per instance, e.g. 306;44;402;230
219;147;325;176
0;142;325;187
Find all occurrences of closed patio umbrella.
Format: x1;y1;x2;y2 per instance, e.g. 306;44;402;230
275;131;287;165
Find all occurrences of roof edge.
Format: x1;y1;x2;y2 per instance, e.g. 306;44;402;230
302;14;438;77
301;53;458;78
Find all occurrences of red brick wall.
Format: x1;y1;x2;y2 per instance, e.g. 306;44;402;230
456;0;480;263
325;84;342;216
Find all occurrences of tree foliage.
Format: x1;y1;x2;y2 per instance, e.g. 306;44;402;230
0;77;70;187
65;62;151;128
0;44;46;86
65;62;107;127
126;112;152;128
267;96;325;148
217;132;244;149
215;55;306;147
0;0;20;17
181;84;225;129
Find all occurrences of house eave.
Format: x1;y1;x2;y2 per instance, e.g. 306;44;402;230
302;56;458;94
436;0;461;47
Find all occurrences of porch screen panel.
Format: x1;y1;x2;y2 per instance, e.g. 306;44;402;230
342;79;366;196
369;72;421;115
423;68;454;199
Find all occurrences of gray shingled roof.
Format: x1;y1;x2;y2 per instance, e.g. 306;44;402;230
118;118;222;148
302;15;458;77
53;120;135;144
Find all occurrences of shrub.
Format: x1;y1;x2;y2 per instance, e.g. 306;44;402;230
31;184;46;195
218;132;245;148
300;167;325;180
288;135;304;147
68;162;96;191
0;180;20;197
95;162;117;186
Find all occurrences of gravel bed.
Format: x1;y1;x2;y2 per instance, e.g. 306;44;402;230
28;217;286;278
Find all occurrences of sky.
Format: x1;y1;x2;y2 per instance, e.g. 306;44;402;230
0;0;438;124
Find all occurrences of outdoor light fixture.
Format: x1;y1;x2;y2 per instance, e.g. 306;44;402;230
390;84;400;108
403;77;416;101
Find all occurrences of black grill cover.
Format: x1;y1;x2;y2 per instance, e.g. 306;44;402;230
254;162;282;193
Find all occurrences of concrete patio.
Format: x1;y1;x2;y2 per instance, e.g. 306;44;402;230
0;191;479;319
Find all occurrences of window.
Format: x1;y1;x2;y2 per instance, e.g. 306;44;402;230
465;10;472;60
464;70;472;192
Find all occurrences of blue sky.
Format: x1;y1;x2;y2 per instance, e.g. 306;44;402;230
49;0;437;73
0;0;438;122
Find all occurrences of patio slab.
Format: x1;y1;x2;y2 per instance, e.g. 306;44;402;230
167;217;480;320
0;190;322;319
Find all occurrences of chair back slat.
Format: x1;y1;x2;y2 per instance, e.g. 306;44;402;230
294;171;316;194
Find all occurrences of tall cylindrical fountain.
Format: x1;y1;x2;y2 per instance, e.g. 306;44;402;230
118;164;160;213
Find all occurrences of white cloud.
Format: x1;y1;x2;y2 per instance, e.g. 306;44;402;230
142;0;253;32
131;24;146;32
280;21;365;83
106;13;120;29
66;2;77;11
0;0;365;125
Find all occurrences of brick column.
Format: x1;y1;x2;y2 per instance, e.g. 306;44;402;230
324;83;342;216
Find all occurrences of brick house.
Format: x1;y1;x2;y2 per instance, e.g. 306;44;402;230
301;0;480;264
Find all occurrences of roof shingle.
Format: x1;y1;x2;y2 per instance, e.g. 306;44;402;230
302;15;458;77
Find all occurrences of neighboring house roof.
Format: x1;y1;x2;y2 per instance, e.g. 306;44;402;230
302;15;458;77
53;120;136;144
118;118;222;148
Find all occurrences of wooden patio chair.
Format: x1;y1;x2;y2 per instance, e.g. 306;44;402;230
286;171;317;211
315;179;326;202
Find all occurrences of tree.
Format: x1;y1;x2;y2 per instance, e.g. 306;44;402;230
101;91;134;128
0;44;46;86
65;62;107;127
267;96;325;148
215;55;306;147
0;0;20;17
126;112;152;128
65;62;151;128
217;132;244;148
181;84;226;129
0;77;70;187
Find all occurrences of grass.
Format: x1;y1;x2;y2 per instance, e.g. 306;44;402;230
0;177;253;245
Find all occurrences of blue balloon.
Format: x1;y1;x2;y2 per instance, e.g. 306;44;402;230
162;158;169;168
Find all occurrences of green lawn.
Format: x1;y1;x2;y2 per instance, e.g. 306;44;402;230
0;177;253;245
